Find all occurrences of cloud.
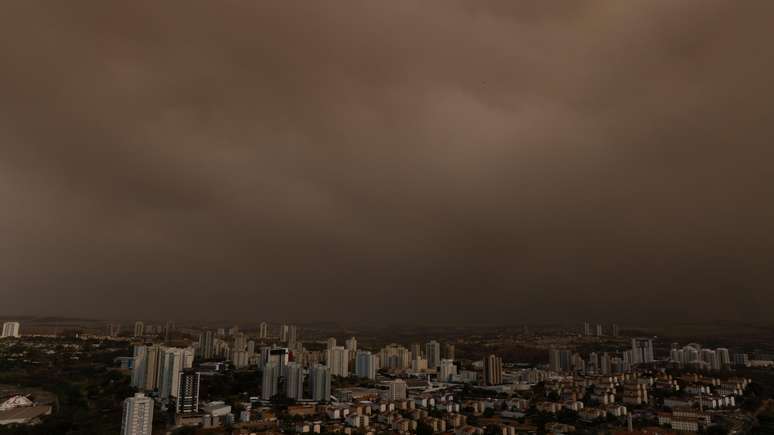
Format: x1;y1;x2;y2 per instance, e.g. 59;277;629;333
1;0;773;323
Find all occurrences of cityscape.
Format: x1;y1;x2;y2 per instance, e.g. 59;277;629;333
2;1;774;435
1;319;773;435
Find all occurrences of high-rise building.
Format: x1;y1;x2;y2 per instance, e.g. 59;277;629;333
131;346;147;388
439;359;457;382
1;322;20;338
121;393;153;435
176;369;200;414
596;324;603;336
386;379;407;400
287;325;298;349
612;324;620;337
632;338;654;364
549;348;572;372
268;347;290;374
326;337;337;350
716;348;731;368
600;352;611;375
381;344;411;369
108;323;121;337
309;364;331;402
159;347;194;399
355;351;376;380
583;321;591;336
444;344;455;361
425;340;441;369
133;321;144;338
259;322;268;339
345;337;358;353
262;362;280;400
143;345;162;391
233;333;247;352
410;343;422;360
280;324;289;342
199;330;215;360
286;362;304;400
483;354;503;385
327;346;349;377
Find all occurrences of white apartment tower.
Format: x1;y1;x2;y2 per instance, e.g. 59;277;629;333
1;322;20;338
121;393;154;435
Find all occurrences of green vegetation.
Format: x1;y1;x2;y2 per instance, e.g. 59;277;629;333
0;338;135;435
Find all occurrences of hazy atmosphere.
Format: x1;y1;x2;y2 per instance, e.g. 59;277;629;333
1;1;773;323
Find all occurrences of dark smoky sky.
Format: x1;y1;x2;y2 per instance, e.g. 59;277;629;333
1;1;773;325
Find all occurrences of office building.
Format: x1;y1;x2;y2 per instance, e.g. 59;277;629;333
596;324;603;336
612;324;620;337
121;393;153;435
259;322;268;339
584;321;591;336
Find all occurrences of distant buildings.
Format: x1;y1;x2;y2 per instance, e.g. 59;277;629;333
549;348;572;372
444;343;455;360
286;362;305;400
309;364;332;402
631;338;655;364
425;340;441;369
355;350;377;380
259;322;268;339
262;362;280;400
345;336;358;353
483;354;503;385
198;330;215;360
327;346;349;377
439;359;457;382
133;321;144;338
121;393;153;435
1;322;20;338
385;379;407;400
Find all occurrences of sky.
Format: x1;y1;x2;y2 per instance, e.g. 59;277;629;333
1;1;773;324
